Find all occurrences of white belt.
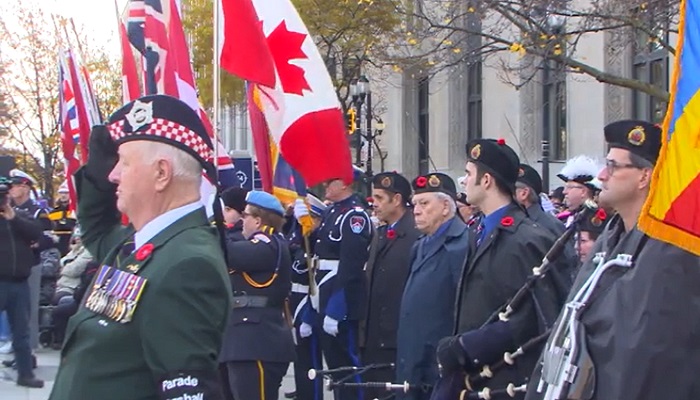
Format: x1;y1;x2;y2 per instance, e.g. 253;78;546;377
291;283;309;294
318;259;339;272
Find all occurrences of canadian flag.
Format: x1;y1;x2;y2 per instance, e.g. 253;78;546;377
218;0;353;186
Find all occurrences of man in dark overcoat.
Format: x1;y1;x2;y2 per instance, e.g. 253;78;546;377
435;139;566;400
362;172;420;399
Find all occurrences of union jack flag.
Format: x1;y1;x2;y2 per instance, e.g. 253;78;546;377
121;0;239;203
58;49;95;211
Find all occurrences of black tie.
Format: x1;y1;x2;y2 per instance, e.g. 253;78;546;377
116;238;135;269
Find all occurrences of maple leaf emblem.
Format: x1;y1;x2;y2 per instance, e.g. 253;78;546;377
266;21;311;95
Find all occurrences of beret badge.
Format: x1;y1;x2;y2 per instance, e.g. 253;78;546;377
428;174;441;187
627;126;646;146
518;168;525;177
381;176;392;188
125;99;154;131
470;144;481;159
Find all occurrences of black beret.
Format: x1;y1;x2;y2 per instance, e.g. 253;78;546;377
517;164;543;194
107;94;216;177
578;208;609;236
550;186;565;200
412;173;457;198
372;172;412;202
604;120;662;164
465;138;520;191
221;187;249;214
456;192;470;206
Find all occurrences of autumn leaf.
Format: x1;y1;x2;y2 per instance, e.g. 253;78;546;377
266;21;311;96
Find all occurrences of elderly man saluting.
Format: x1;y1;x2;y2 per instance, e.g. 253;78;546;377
49;95;232;400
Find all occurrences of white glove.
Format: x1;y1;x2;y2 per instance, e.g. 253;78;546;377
293;198;309;221
300;322;313;338
323;316;339;336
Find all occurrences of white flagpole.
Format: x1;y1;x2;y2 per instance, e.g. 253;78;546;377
213;0;221;170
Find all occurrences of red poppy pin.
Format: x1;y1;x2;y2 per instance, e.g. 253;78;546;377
416;176;428;188
386;229;397;239
595;209;607;221
135;243;154;261
501;216;514;227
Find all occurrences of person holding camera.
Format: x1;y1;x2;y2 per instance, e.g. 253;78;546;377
0;175;45;388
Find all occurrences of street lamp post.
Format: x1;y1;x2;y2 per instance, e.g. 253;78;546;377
357;76;371;189
349;79;363;167
541;14;565;192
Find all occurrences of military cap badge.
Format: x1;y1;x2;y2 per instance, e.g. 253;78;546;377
470;144;481;159
125;99;154;131
428;174;441;187
627;126;646;146
518;167;525;177
381;176;392;188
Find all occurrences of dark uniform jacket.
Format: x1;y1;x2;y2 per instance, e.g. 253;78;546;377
224;219;245;243
453;204;565;397
219;226;295;363
308;195;371;324
396;216;469;396
49;169;232;400
526;215;700;400
527;203;564;237
363;210;420;351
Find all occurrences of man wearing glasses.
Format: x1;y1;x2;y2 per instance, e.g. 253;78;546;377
525;120;700;400
555;155;603;227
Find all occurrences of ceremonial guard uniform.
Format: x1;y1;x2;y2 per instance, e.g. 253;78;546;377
526;121;700;400
49;95;232;400
220;191;295;400
396;173;469;400
555;156;601;228
287;193;326;400
362;172;421;398
435;139;566;400
306;190;372;400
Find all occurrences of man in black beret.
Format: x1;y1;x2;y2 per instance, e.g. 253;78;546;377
362;172;421;398
527;120;700;400
395;172;469;399
434;138;567;400
221;187;249;242
515;163;565;237
50;95;232;400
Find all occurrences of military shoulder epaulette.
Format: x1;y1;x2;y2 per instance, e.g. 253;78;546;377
251;233;271;243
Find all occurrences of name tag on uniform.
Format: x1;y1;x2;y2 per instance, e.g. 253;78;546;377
84;265;148;324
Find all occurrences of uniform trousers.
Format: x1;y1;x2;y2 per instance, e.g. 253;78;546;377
320;320;363;400
294;326;323;400
226;360;289;400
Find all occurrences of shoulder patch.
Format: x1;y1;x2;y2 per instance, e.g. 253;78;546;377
252;233;271;243
349;215;367;234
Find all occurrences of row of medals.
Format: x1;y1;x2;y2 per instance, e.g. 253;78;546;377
85;265;147;324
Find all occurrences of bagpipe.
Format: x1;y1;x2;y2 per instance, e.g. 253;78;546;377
307;363;426;400
430;200;600;400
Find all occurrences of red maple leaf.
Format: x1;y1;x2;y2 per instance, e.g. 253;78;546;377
266;21;311;95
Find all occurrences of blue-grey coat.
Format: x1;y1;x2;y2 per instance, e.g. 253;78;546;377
395;216;469;400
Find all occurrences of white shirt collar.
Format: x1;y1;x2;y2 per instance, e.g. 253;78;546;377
134;201;203;249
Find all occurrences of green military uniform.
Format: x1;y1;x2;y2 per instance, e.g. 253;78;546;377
49;94;233;400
